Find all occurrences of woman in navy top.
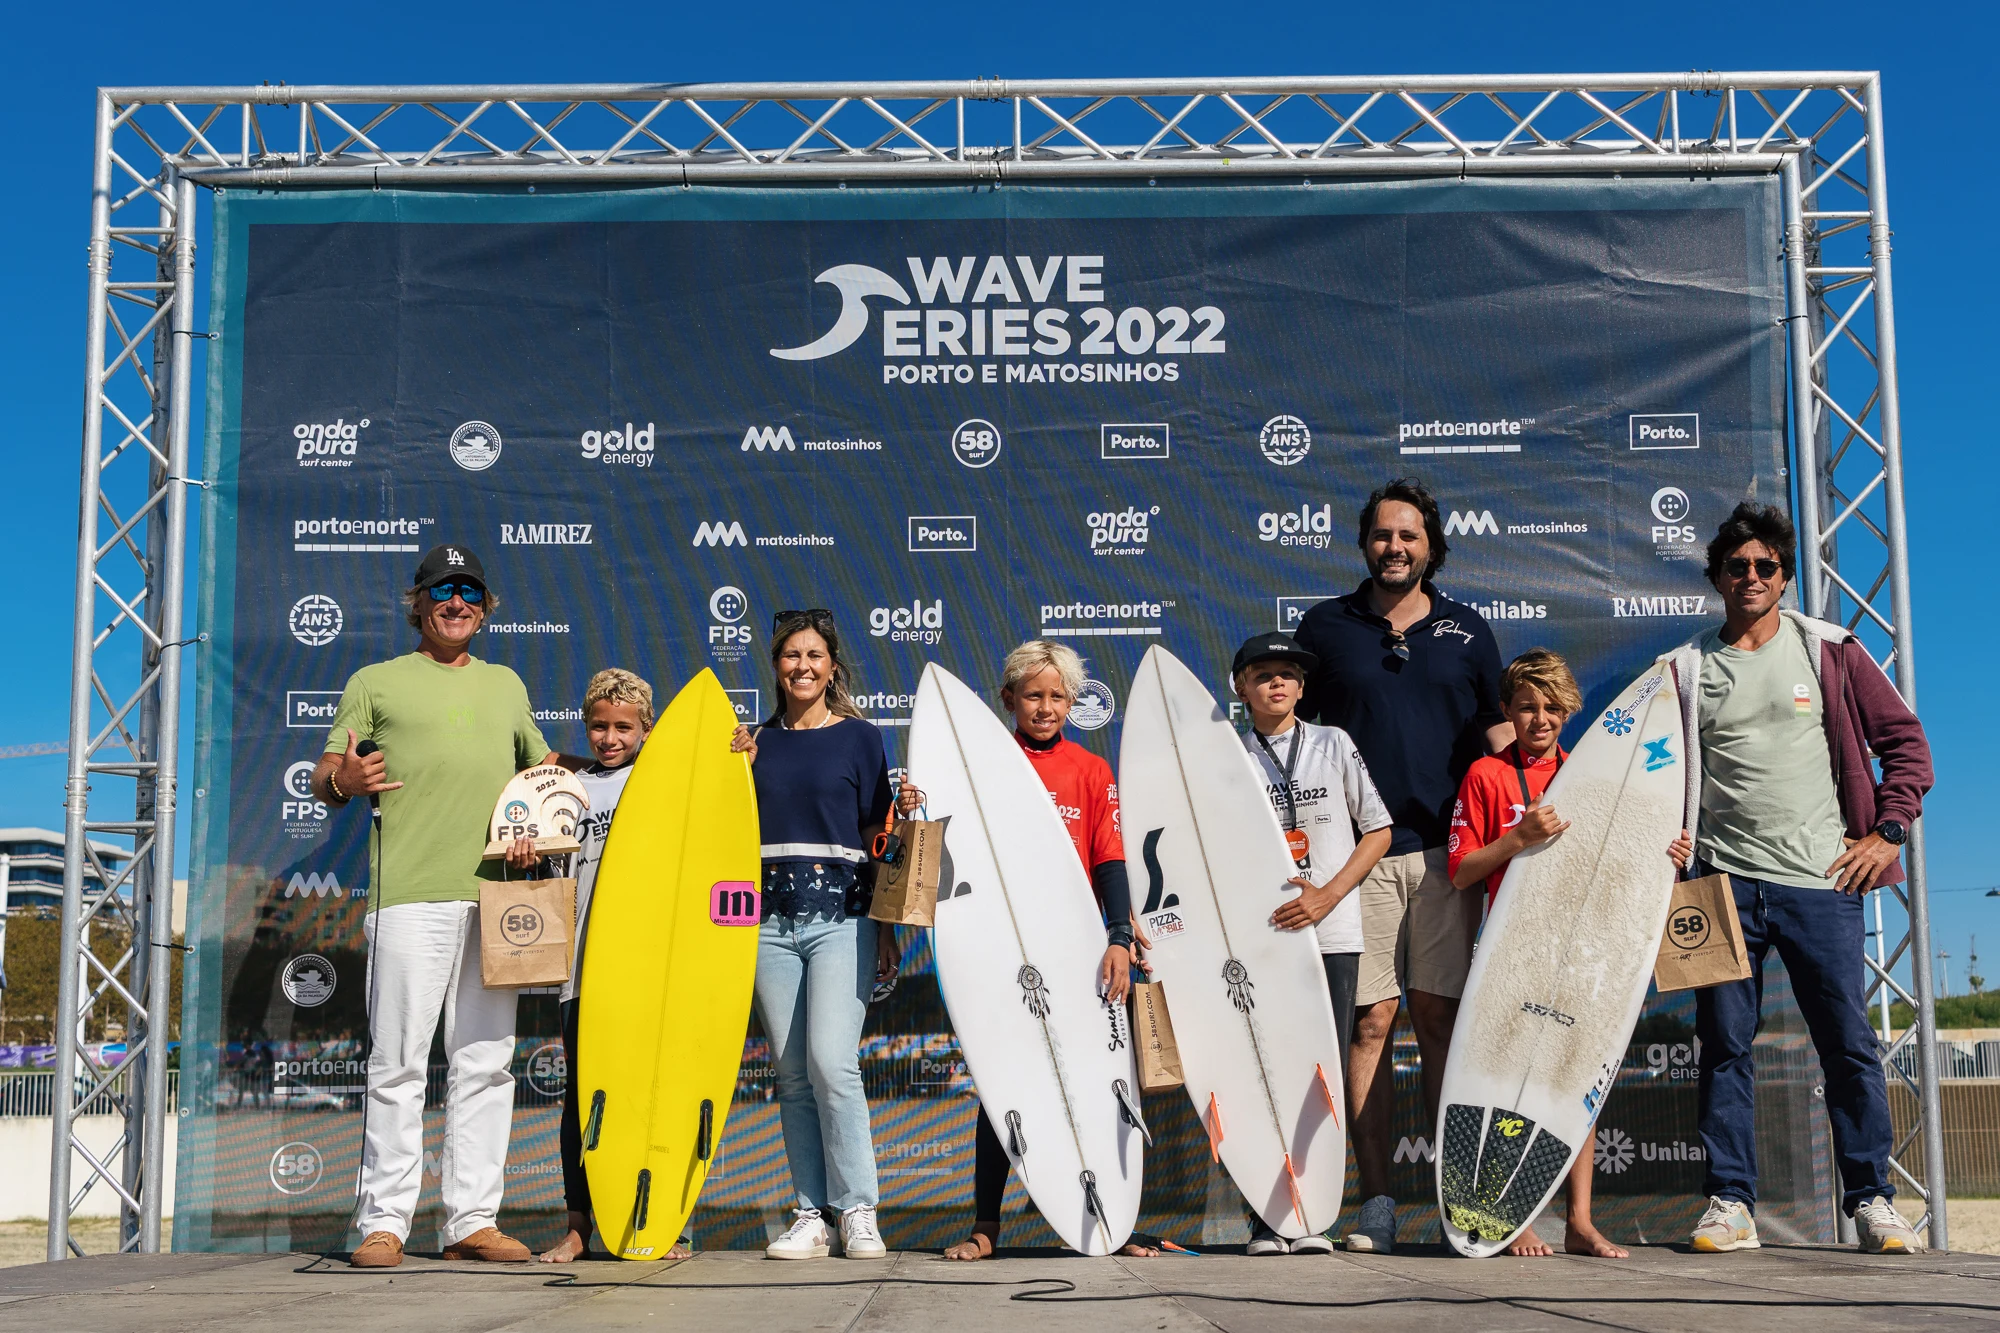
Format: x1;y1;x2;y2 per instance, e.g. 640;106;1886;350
730;609;916;1261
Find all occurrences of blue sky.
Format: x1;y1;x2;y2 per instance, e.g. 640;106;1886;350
0;0;1989;990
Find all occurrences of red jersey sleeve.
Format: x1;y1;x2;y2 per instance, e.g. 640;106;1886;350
1448;758;1507;895
1088;753;1125;870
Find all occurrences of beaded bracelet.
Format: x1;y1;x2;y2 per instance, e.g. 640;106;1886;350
328;770;348;802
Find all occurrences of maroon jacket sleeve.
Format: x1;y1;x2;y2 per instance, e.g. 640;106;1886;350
1841;637;1933;827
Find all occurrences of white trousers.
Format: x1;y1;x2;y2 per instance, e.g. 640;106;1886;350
355;900;518;1245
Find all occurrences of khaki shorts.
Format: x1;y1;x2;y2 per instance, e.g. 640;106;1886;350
1354;847;1482;1006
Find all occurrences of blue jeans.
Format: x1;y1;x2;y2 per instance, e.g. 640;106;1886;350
1694;873;1894;1216
754;912;879;1213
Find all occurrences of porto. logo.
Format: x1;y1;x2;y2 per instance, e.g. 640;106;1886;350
449;420;502;471
1070;679;1116;731
1629;413;1700;450
281;954;336;1006
1443;509;1499;536
710;881;760;926
950;419;1002;469
269;1141;324;1195
769;265;913;361
1668;905;1711;950
500;905;545;946
1595;1127;1635;1174
288;594;342;647
1258;414;1311;466
692;520;748;547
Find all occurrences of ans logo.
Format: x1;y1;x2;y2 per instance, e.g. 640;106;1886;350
1258;504;1332;549
448;420;502;471
501;523;592;546
294;417;368;467
693;520;748;548
707;586;751;664
1611;594;1709;618
1443;509;1499;536
1089;506;1155;556
741;425;796;452
870;599;944;646
580;422;654;466
1258;415;1311;466
289;595;342;647
908;516;976;553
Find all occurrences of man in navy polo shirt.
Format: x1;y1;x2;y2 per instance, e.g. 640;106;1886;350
1293;478;1509;1253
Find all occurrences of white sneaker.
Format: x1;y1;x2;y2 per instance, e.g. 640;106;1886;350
1246;1231;1290;1256
765;1208;831;1260
1854;1196;1922;1254
840;1205;887;1260
1289;1233;1335;1255
1689;1196;1759;1252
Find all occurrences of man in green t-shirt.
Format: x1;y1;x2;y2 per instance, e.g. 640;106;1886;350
310;544;555;1269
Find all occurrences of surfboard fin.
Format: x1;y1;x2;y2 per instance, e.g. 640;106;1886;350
1283;1152;1307;1230
695;1098;714;1161
1006;1109;1027;1158
584;1090;605;1151
633;1168;651;1232
1113;1078;1153;1147
1205;1093;1225;1163
1314;1063;1340;1126
1080;1169;1106;1220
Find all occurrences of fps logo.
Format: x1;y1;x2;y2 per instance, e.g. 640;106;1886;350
281;761;328;840
707;586;751;664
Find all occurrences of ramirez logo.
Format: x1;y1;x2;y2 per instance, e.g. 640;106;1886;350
1443;509;1499;536
1611;594;1709;618
294;417;368;467
281;954;337;1006
449;421;502;471
1630;413;1699;450
951;419;1002;469
693;520;748;547
741;425;796;452
501;523;592;546
289;595;342;647
908;516;976;552
1258;415;1311;466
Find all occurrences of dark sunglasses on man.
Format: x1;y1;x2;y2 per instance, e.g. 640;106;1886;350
426;581;486;603
1721;557;1782;581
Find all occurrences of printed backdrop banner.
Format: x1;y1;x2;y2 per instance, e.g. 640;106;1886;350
183;178;1837;1252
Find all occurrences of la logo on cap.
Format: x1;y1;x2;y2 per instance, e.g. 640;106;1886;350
447;549;465;566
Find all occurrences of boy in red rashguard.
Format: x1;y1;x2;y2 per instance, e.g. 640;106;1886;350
1448;648;1691;1258
942;639;1155;1262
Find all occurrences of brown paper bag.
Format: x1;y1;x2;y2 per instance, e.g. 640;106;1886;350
479;877;577;988
1130;981;1184;1091
869;819;942;927
1653;873;1751;993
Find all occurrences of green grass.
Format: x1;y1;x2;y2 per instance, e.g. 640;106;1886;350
1890;992;2000;1029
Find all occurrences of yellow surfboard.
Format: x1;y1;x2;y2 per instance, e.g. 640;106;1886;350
578;669;761;1259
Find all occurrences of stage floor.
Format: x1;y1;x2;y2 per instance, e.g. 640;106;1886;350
2;1242;1996;1331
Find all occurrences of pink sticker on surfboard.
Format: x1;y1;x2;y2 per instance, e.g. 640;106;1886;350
710;881;760;926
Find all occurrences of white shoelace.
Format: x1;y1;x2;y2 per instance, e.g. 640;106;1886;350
1855;1198;1904;1230
844;1207;881;1243
778;1209;824;1241
1697;1196;1743;1228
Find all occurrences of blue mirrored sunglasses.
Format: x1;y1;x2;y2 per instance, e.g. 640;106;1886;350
426;582;486;603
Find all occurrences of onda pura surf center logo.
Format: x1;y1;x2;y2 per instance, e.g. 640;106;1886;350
764;255;1227;387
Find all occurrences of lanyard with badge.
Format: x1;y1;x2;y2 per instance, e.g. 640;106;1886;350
1255;728;1312;869
1511;746;1561;812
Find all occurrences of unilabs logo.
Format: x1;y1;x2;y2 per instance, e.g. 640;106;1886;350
580;422;654;466
1474;599;1548;621
870;599;944;645
1089;506;1155;557
1257;503;1333;549
294;417;368;467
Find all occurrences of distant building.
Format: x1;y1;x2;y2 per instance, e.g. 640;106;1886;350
0;828;136;912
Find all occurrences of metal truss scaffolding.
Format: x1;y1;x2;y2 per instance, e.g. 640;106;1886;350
56;72;1941;1256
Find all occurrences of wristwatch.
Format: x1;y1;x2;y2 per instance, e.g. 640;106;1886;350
1874;819;1908;846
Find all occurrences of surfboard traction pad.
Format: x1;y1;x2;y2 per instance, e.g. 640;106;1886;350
1439;1103;1573;1243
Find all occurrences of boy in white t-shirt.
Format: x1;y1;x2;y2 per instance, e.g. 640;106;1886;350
538;668;657;1264
1231;632;1395;1256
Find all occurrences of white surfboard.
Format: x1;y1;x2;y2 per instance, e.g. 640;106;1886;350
1435;663;1686;1257
910;663;1145;1255
1118;645;1346;1239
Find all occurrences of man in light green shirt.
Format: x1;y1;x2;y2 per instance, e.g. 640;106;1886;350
310;544;555;1269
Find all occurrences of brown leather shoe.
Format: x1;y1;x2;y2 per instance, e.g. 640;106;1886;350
443;1227;532;1262
350;1232;404;1268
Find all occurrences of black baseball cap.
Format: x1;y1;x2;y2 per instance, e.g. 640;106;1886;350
1230;632;1319;678
412;543;486;590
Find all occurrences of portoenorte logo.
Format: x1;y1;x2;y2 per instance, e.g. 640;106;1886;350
1040;598;1169;639
767;256;1222;388
1398;415;1529;455
294;515;429;553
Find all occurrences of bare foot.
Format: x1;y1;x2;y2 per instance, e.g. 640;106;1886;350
1117;1241;1160;1257
538;1228;586;1263
667;1239;692;1259
1507;1230;1555;1257
1564;1223;1628;1258
943;1224;997;1261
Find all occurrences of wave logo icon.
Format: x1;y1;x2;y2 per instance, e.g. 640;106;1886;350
769;265;912;361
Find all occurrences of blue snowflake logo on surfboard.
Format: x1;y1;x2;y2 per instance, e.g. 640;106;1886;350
1601;706;1636;736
